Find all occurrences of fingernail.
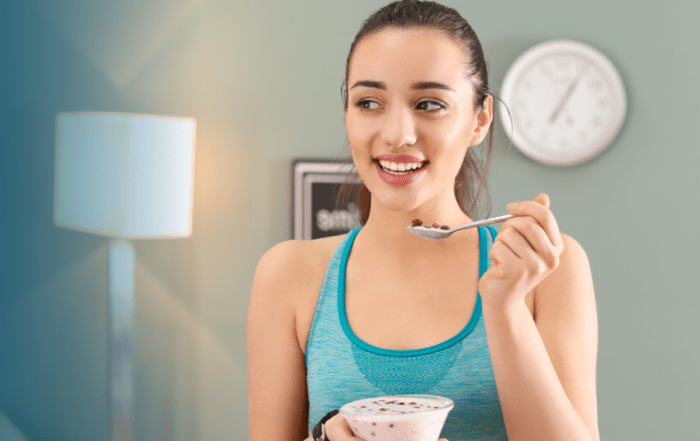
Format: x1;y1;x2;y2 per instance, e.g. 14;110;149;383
507;202;517;211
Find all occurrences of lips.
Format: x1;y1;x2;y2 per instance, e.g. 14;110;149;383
375;161;427;186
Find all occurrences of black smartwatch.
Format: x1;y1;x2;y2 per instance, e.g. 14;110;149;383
312;409;339;441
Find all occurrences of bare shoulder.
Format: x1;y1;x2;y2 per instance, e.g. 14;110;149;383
534;231;597;358
251;234;346;316
248;235;345;441
536;233;593;302
254;235;344;285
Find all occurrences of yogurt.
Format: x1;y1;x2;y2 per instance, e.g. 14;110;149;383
339;394;453;440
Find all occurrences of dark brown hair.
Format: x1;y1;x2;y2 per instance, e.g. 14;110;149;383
334;0;496;224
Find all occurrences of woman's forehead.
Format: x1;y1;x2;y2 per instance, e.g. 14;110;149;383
348;28;469;89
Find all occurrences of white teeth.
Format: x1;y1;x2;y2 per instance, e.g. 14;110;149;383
378;159;424;172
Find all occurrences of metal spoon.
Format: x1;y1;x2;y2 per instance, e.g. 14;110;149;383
406;214;514;241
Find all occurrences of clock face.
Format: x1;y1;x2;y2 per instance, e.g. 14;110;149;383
499;40;626;166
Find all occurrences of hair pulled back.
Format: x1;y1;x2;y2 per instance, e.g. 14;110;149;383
335;0;495;224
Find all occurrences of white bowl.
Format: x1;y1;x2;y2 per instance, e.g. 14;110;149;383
339;394;454;441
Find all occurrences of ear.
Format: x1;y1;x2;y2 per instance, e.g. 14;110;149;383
470;94;493;146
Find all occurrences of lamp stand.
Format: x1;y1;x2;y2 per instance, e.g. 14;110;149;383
109;239;134;441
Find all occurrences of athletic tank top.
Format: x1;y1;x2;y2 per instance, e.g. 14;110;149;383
305;225;507;440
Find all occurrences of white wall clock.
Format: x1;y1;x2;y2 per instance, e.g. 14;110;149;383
499;39;627;166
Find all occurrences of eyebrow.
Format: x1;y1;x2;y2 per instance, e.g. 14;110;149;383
349;80;456;92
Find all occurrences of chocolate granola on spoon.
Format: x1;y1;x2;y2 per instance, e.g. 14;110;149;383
407;214;514;240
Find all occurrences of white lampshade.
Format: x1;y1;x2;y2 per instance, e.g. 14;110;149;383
54;112;196;239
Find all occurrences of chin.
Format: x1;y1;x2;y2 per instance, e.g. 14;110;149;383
370;192;424;214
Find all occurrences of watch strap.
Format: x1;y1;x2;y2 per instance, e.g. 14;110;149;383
313;409;339;441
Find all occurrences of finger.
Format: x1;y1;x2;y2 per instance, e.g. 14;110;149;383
535;192;550;208
495;225;544;275
502;217;555;266
507;195;551;229
490;228;547;282
507;195;562;249
494;225;528;259
489;230;520;277
327;414;367;440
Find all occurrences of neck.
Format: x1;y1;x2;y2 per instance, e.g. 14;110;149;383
357;194;476;259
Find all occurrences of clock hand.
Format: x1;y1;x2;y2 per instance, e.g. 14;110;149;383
549;71;583;124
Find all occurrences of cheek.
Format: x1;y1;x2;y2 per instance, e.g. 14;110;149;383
422;120;472;181
423;117;472;156
346;114;375;156
443;114;474;143
345;114;359;141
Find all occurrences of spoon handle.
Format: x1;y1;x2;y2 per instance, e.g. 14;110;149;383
452;214;514;232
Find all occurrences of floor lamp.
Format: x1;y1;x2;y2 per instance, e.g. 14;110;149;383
53;112;196;441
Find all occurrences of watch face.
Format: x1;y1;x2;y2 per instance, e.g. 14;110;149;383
500;40;626;166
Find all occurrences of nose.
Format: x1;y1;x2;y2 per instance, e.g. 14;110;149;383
380;105;417;148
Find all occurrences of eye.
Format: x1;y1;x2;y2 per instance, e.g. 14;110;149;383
355;99;381;110
416;100;445;111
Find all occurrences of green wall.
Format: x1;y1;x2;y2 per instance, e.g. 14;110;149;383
1;0;698;439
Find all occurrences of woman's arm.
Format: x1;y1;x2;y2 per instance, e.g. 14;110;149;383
482;232;600;441
248;241;310;441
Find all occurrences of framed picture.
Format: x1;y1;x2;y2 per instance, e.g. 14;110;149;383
291;159;362;240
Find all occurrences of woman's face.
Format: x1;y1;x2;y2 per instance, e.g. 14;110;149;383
345;28;492;216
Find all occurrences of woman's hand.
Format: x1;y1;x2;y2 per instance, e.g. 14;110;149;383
322;414;448;441
478;193;564;314
322;414;365;440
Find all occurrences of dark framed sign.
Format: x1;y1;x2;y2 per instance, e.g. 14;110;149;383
291;159;362;240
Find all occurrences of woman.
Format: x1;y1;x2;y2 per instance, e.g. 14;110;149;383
247;1;599;440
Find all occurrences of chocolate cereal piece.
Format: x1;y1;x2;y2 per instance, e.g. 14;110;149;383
440;225;449;230
410;219;423;227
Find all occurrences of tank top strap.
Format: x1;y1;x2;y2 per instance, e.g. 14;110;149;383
482;224;498;275
304;227;361;367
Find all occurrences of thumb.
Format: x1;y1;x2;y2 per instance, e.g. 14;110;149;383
327;414;367;440
534;193;550;208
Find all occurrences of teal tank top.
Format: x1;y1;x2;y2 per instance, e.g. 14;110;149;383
305;225;507;440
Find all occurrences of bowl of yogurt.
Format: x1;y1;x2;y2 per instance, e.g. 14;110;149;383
339;394;453;441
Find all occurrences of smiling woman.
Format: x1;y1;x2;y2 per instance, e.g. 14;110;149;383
343;26;491;227
247;1;599;441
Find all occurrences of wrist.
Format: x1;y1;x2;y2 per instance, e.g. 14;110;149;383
313;409;339;441
481;299;530;324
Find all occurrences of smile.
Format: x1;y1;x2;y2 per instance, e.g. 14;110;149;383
374;160;427;186
377;159;426;174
